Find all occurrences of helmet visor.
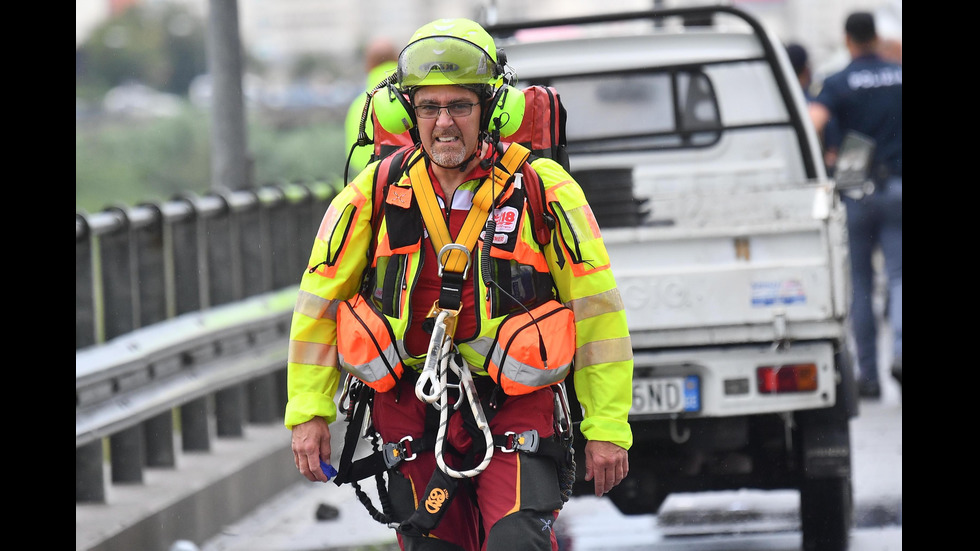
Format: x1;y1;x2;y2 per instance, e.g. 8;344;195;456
398;36;498;88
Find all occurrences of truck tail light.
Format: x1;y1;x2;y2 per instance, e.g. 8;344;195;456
756;363;818;393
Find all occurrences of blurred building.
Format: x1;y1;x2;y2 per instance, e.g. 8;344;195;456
78;0;902;84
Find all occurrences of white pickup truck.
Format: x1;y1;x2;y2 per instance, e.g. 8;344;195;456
489;6;858;550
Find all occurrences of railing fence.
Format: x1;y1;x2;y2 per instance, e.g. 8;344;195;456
76;183;336;505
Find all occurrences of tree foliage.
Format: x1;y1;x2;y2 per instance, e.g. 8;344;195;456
76;3;207;100
76;109;346;214
75;2;352;213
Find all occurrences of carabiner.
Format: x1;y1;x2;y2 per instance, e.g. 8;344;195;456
553;382;573;440
416;310;451;405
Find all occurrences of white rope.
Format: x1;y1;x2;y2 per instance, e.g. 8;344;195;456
416;310;495;479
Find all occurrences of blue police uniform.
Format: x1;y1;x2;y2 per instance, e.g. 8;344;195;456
814;54;902;393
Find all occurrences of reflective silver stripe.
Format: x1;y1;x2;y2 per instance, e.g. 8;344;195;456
295;291;341;320
395;339;420;364
574;336;633;370
489;346;571;388
290;340;337;368
465;336;494;357
338;339;403;384
567;289;625;321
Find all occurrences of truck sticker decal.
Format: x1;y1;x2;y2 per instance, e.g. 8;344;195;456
751;279;806;306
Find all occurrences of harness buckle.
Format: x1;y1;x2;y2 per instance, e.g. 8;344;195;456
383;435;417;468
501;430;540;454
437;243;472;279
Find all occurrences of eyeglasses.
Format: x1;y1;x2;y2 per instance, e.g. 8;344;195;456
413;102;478;119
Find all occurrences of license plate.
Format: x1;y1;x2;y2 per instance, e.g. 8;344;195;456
631;375;701;414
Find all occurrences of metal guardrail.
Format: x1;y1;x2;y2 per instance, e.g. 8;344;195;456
76;183;336;506
76;286;297;448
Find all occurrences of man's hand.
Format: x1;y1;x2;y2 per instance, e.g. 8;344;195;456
291;417;333;482
583;440;629;497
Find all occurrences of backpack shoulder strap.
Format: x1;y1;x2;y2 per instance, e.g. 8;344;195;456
521;157;556;247
372;145;417;224
367;144;416;263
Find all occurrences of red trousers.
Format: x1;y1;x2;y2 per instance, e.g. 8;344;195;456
372;374;562;551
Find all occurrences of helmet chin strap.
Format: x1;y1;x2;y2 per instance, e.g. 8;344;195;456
456;150;480;172
459;133;498;172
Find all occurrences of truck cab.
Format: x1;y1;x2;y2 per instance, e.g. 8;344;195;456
488;6;857;550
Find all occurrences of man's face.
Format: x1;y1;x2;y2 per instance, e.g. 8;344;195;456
413;85;482;169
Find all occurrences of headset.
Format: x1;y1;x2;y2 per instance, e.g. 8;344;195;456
370;48;526;143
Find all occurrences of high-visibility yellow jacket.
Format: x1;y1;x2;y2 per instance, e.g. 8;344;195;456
286;151;634;450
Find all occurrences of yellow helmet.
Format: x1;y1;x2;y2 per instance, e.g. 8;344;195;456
375;18;525;139
397;18;502;88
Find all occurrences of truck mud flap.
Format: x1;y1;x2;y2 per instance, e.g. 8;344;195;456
797;414;851;479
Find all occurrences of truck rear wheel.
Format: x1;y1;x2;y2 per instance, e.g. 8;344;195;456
800;475;852;551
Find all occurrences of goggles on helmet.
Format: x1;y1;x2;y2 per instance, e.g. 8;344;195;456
397;36;500;88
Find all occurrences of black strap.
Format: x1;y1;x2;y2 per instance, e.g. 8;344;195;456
335;383;442;485
397;468;460;537
344;433;437;483
492;430;573;467
333;385;373;486
438;271;466;311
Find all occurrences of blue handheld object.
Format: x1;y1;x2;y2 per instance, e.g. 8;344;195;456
320;460;338;480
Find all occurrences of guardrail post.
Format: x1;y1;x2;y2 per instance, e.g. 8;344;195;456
144;411;177;467
76;213;96;350
100;207;136;340
76;440;105;502
247;373;280;424
181;396;212;451
295;184;317;270
266;186;296;289
204;193;239;307
110;425;145;483
171;196;203;315
216;385;246;437
135;203;168;326
237;191;269;297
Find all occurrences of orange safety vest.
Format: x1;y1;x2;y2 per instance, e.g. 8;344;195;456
336;144;575;394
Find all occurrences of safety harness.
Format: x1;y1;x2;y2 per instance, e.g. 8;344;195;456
411;141;529;314
333;142;577;537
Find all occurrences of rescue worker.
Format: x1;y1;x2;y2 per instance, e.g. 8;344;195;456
344;37;399;176
286;18;633;551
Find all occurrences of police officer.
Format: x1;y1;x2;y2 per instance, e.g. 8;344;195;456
286;18;634;550
809;11;902;398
